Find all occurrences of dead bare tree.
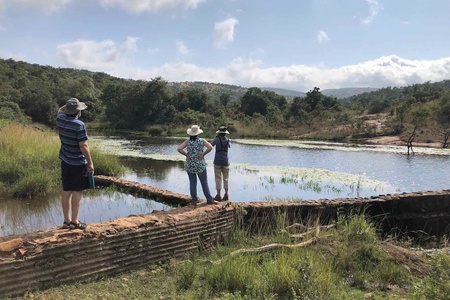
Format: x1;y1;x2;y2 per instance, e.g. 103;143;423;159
407;125;417;155
443;130;450;148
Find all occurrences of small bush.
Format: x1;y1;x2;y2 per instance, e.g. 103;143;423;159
413;252;450;300
175;260;199;291
146;125;165;136
13;171;54;197
205;255;262;295
91;148;126;176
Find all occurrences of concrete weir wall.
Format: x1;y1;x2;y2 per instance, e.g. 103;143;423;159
0;177;449;298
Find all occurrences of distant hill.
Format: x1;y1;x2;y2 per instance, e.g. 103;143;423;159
170;83;380;101
261;87;306;98
321;87;379;99
262;87;379;99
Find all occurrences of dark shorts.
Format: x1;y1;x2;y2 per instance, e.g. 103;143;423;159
61;160;89;191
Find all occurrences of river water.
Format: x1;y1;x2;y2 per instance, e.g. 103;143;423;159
1;134;449;237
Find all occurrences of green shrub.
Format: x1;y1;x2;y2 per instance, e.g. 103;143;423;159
330;214;411;290
265;250;344;300
205;255;262;295
413;252;450;300
13;171;54;197
146;125;165;136
175;260;199;291
91;148;126;176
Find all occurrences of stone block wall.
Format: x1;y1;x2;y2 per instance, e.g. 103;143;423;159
241;191;450;237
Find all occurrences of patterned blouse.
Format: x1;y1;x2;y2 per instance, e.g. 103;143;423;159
185;138;207;173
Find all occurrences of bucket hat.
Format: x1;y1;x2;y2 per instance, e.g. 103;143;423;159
64;98;87;115
187;125;203;136
216;126;230;134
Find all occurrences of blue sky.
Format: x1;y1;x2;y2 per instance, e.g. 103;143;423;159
1;0;450;92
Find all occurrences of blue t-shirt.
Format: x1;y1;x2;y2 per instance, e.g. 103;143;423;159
56;111;88;165
211;136;231;166
185;137;207;173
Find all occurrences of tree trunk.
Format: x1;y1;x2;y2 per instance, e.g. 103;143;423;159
407;125;417;156
443;130;450;149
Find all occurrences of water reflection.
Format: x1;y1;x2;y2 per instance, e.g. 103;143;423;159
0;190;172;237
119;157;184;181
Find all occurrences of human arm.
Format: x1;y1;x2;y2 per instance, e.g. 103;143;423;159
177;140;189;161
79;140;94;173
199;140;213;159
58;105;66;114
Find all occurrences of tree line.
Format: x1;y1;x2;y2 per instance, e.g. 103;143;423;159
0;58;449;146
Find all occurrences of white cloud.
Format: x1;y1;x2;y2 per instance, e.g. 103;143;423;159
213;17;239;49
147;47;160;55
56;37;139;71
125;55;450;91
123;36;140;52
317;30;330;43
54;38;450;91
362;0;383;25
176;40;189;55
0;0;72;14
99;0;204;13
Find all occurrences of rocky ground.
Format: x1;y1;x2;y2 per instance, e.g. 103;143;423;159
308;112;448;149
365;135;443;148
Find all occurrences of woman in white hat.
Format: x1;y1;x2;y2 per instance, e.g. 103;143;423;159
177;125;214;205
211;126;231;201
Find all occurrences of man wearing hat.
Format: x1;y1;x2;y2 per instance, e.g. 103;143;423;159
56;98;94;229
211;126;231;201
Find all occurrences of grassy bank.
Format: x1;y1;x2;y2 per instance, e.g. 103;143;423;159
11;214;450;300
0;122;125;198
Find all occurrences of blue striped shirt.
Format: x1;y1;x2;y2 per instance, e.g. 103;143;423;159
56;112;88;165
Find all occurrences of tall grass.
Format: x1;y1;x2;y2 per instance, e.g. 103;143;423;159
331;214;411;289
0;123;125;197
413;251;450;300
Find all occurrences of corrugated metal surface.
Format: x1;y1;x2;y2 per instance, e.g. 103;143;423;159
0;209;234;298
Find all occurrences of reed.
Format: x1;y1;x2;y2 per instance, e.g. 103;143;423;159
0;123;125;197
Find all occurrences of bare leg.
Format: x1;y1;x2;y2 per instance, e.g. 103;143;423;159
70;191;83;223
62;191;72;222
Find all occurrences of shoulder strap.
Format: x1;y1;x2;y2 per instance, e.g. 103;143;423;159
218;137;229;151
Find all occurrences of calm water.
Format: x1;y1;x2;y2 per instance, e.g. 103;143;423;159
1;134;449;237
102;135;450;201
